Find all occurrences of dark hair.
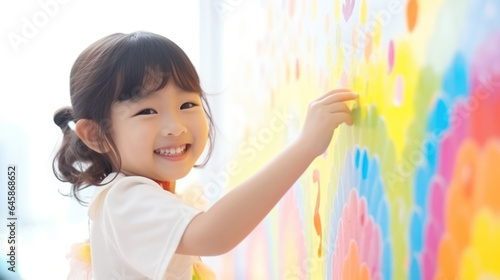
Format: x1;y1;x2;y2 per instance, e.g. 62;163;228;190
53;31;215;204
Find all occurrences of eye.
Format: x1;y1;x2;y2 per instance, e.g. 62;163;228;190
180;102;198;110
136;108;157;115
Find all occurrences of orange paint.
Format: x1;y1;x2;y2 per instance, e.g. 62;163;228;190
313;169;322;257
341;241;372;280
406;0;418;32
436;139;500;279
364;31;373;62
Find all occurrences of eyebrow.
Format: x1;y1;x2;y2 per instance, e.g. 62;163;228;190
128;88;200;104
178;91;201;97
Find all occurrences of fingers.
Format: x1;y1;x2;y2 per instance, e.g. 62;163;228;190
327;103;353;126
327;102;350;115
320;90;358;105
309;88;357;129
332;112;354;126
316;88;352;100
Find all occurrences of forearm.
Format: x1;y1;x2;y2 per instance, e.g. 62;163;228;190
177;89;357;256
186;136;316;255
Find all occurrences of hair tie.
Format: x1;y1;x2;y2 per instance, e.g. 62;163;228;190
54;107;75;131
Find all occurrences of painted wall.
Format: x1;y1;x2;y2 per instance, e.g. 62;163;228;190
208;0;500;279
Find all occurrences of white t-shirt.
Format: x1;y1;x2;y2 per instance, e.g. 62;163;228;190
88;173;202;280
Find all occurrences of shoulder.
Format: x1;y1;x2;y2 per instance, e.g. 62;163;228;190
106;174;163;197
104;174;181;207
88;173;176;219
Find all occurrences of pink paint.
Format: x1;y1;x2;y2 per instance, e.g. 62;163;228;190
438;104;468;182
388;40;395;74
279;184;307;279
331;189;382;280
420;101;470;278
394;74;405;107
421;178;446;279
352;24;359;52
422;250;435;280
313;169;323;257
430;179;445;228
342;0;355;22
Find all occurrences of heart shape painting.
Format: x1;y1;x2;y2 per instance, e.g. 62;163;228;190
343;0;356;22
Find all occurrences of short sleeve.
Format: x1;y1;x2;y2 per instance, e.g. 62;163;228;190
101;178;201;280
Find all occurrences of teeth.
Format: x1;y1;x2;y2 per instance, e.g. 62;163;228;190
155;144;187;156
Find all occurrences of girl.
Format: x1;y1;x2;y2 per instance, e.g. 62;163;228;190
53;31;357;280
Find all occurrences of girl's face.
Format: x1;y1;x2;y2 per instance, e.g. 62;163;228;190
109;82;209;181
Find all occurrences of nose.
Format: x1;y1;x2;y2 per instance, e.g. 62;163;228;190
160;112;187;137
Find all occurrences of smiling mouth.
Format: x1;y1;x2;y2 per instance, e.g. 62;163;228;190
154;144;190;156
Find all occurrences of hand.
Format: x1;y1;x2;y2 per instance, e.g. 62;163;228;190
297;88;358;158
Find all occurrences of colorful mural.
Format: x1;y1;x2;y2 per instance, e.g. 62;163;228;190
210;0;500;279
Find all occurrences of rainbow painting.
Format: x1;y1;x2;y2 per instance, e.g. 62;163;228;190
208;0;500;279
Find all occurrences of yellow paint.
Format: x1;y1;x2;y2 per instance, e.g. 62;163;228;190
311;0;317;21
459;210;500;279
360;0;367;25
359;40;419;161
334;0;340;23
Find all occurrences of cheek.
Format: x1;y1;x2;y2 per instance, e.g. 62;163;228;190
199;114;209;142
191;113;209;149
112;122;149;153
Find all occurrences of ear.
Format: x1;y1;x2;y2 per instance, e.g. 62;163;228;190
75;119;110;154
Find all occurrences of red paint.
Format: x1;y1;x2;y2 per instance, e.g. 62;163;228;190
470;33;500;145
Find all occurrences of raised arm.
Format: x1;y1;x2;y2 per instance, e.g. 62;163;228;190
177;89;358;256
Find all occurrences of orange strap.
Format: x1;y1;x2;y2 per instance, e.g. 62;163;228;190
156;181;173;192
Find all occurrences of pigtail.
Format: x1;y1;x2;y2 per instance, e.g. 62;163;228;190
52;107;113;205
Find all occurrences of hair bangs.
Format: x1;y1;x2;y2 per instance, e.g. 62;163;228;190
114;32;201;102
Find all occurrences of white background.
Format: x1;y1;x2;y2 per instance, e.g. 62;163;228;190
0;1;221;278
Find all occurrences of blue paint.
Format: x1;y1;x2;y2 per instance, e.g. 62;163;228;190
369;181;382;217
443;53;469;100
424;141;437;173
377;196;390;239
383;240;394;280
428;98;449;137
409;255;421;280
362;150;369;180
355;147;361;168
410;209;424;252
414;166;429;210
